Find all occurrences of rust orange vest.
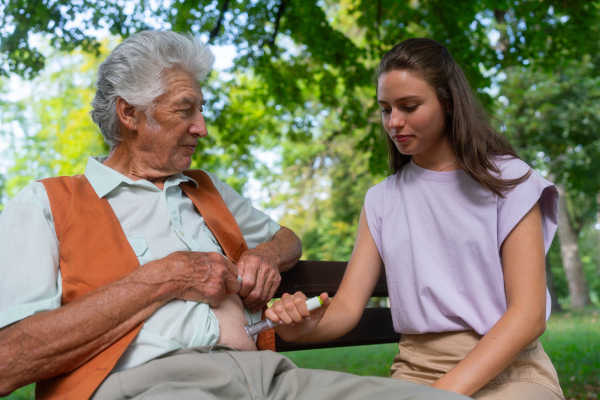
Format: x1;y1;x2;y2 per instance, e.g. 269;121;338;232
36;170;275;400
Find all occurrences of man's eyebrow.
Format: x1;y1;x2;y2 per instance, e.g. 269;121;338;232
178;97;206;106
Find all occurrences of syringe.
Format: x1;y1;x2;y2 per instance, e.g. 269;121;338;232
244;296;324;337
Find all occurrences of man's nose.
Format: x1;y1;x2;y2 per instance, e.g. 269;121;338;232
190;112;208;138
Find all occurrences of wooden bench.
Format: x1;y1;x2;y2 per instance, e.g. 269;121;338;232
272;260;401;352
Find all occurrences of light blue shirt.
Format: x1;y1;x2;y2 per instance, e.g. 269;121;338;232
0;157;279;371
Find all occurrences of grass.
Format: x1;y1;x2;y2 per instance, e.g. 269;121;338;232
3;309;599;399
540;309;600;400
282;308;600;400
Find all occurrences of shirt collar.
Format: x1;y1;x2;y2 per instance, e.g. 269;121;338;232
83;156;199;198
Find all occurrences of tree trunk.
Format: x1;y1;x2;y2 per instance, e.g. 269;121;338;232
556;183;591;308
597;192;600;277
545;256;562;313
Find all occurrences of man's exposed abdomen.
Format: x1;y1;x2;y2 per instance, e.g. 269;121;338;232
211;294;258;351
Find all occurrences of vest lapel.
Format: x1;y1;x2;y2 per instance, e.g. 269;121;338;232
181;170;248;263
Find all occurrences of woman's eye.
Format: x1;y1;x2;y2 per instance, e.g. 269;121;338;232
380;108;391;114
404;105;418;111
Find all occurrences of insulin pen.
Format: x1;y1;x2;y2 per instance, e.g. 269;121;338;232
244;296;324;337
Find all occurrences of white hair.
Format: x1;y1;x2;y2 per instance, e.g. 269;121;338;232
91;31;215;149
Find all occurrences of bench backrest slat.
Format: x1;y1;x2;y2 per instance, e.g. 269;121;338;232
274;260;390;298
274;260;401;352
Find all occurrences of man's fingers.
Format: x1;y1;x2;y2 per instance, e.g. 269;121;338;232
223;268;241;295
243;259;268;305
238;259;258;298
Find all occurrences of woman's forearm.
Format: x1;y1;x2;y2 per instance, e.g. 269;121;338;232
431;306;545;395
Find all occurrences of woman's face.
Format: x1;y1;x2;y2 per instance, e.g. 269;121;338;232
377;69;453;168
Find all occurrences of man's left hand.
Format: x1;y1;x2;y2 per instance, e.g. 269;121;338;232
237;246;281;313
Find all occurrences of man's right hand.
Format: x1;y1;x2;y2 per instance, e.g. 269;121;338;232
147;251;241;308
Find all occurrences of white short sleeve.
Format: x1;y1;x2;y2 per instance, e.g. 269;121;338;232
0;182;62;328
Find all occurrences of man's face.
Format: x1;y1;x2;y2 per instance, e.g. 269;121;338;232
133;69;208;176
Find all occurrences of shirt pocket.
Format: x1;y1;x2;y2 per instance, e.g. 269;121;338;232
127;236;154;265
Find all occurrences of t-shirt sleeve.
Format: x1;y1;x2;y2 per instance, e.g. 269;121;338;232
0;182;62;329
364;183;385;259
203;171;281;249
496;159;559;254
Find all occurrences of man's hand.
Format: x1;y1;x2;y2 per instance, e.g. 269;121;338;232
236;226;302;313
156;251;241;308
237;247;280;313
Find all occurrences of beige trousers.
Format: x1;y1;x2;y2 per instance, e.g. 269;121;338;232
391;330;564;400
92;344;469;400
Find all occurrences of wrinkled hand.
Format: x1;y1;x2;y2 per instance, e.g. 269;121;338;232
265;292;330;342
237;247;281;313
152;251;240;308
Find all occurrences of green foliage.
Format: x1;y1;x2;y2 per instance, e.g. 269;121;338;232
3;0;600;259
0;47;108;198
499;57;600;303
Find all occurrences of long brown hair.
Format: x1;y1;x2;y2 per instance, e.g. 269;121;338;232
375;38;530;197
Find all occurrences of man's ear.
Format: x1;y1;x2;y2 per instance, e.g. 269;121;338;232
116;97;139;131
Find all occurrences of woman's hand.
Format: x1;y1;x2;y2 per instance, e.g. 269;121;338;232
265;292;330;342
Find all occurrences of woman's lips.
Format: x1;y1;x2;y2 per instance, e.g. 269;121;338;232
393;135;413;143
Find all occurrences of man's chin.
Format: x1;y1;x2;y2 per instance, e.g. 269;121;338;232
174;157;194;172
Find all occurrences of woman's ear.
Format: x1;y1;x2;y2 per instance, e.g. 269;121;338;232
445;102;453;116
116;97;139;131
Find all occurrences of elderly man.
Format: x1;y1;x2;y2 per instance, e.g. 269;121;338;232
0;31;467;400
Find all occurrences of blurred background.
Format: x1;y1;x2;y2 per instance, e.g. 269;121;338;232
0;1;598;399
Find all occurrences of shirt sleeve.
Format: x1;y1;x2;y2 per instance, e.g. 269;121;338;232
364;182;385;259
203;171;281;249
0;182;62;329
496;158;559;254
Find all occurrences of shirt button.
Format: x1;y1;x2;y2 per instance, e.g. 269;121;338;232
179;231;184;236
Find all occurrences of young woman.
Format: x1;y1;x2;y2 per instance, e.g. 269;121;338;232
265;38;564;399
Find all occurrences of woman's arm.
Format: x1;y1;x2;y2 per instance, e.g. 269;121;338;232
431;202;547;396
266;207;384;342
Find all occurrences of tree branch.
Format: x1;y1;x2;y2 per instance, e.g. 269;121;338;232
268;0;286;51
376;0;382;41
208;0;231;44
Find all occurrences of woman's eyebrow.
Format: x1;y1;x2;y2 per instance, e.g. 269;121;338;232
394;95;421;102
377;95;422;104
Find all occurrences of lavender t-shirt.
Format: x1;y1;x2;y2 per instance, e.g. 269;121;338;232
365;158;559;335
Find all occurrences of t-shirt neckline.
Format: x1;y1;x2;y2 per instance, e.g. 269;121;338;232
408;159;467;182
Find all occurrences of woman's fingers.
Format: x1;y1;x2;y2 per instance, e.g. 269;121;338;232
268;292;309;325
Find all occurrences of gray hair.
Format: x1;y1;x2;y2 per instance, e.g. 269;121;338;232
91;31;215;149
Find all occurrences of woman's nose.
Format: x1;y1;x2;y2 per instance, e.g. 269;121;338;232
388;109;406;129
